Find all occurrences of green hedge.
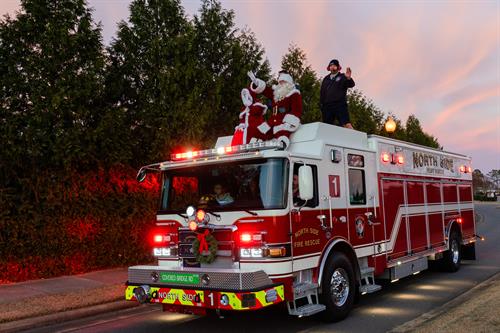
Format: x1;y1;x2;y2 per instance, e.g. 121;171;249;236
0;165;159;283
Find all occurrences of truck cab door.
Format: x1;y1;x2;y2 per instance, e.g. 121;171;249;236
290;161;326;272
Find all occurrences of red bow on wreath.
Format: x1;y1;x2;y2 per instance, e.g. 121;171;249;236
197;229;210;254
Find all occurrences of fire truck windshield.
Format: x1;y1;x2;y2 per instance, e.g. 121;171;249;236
160;158;289;212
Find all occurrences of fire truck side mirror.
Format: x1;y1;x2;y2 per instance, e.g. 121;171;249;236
298;165;314;201
137;168;148;183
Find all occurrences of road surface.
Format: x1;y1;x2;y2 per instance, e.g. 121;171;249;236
29;202;500;333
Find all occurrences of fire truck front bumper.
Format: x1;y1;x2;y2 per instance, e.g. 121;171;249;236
125;265;285;311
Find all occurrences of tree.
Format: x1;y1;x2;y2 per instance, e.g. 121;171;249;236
0;0;107;182
473;169;488;194
106;0;195;165
192;0;270;145
280;44;321;123
347;90;384;134
487;169;500;190
404;114;440;148
107;0;270;164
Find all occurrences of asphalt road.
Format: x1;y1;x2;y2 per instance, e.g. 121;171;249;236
30;202;500;333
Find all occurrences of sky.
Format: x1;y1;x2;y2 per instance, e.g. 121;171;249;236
2;0;499;173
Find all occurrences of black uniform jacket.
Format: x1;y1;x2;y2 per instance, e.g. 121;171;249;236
320;73;355;109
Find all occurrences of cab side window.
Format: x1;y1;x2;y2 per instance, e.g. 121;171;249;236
347;154;366;205
293;164;319;208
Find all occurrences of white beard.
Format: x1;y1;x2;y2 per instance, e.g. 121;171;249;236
273;82;294;102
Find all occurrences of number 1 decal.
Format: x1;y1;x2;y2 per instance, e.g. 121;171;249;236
329;175;340;197
207;292;214;307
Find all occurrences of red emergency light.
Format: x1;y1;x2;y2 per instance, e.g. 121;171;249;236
396;155;404;164
154;234;164;243
170;141;284;161
240;232;264;243
240;233;252;242
381;153;390;163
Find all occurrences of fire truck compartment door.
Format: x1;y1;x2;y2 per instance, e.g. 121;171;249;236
343;148;384;256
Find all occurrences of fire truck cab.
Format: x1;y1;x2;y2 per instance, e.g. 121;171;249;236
127;122;477;321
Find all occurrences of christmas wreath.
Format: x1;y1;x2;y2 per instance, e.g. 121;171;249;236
192;229;218;264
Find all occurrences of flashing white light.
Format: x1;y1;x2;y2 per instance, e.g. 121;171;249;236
391;278;400;283
397;261;402;266
412;271;421;275
217;147;225;155
186;206;195;217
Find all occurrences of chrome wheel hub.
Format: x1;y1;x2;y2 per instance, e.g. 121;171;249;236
451;239;460;264
330;268;349;307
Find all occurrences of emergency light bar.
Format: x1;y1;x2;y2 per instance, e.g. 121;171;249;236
170;140;284;161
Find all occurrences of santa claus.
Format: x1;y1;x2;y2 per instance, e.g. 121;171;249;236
231;87;269;146
247;71;302;148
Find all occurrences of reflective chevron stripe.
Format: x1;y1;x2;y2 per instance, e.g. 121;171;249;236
125;286;204;307
125;285;284;310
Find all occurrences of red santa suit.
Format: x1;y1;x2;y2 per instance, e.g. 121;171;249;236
231;88;269;146
249;72;302;148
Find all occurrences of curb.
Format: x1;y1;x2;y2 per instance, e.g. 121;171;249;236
388;271;500;332
0;300;139;333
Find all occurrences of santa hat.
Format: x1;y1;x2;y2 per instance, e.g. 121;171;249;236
278;72;294;85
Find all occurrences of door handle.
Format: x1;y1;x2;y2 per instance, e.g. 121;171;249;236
365;212;380;226
317;215;328;230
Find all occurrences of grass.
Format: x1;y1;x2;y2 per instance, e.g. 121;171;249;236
0;284;124;323
409;278;500;332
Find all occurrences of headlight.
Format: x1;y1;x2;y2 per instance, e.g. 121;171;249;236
240;248;264;258
240;248;251;258
153;247;172;257
251;248;263;257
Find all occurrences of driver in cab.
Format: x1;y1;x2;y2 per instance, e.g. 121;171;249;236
199;183;234;207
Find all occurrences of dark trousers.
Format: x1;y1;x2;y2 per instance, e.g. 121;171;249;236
322;102;350;126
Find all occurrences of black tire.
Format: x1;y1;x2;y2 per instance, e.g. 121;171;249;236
319;252;355;322
442;229;462;272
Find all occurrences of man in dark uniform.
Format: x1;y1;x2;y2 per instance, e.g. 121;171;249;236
320;59;355;129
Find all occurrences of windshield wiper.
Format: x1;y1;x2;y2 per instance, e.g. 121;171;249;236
205;210;221;220
244;210;258;216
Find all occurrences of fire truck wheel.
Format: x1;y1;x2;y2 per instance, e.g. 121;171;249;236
319;252;355;322
442;230;462;272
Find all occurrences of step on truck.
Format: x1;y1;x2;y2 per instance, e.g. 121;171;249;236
126;122;479;321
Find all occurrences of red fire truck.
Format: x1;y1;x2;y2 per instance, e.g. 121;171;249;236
127;122;478;321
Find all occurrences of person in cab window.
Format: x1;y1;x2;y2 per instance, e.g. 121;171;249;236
213;183;234;206
239;177;262;207
292;174;305;206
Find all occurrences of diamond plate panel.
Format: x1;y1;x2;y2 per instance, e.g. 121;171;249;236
128;267;272;291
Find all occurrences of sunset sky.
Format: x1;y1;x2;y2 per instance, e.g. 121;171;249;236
2;0;499;173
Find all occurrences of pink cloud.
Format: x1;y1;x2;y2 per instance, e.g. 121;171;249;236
431;85;499;129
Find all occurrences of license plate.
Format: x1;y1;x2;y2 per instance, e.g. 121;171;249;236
160;272;200;285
